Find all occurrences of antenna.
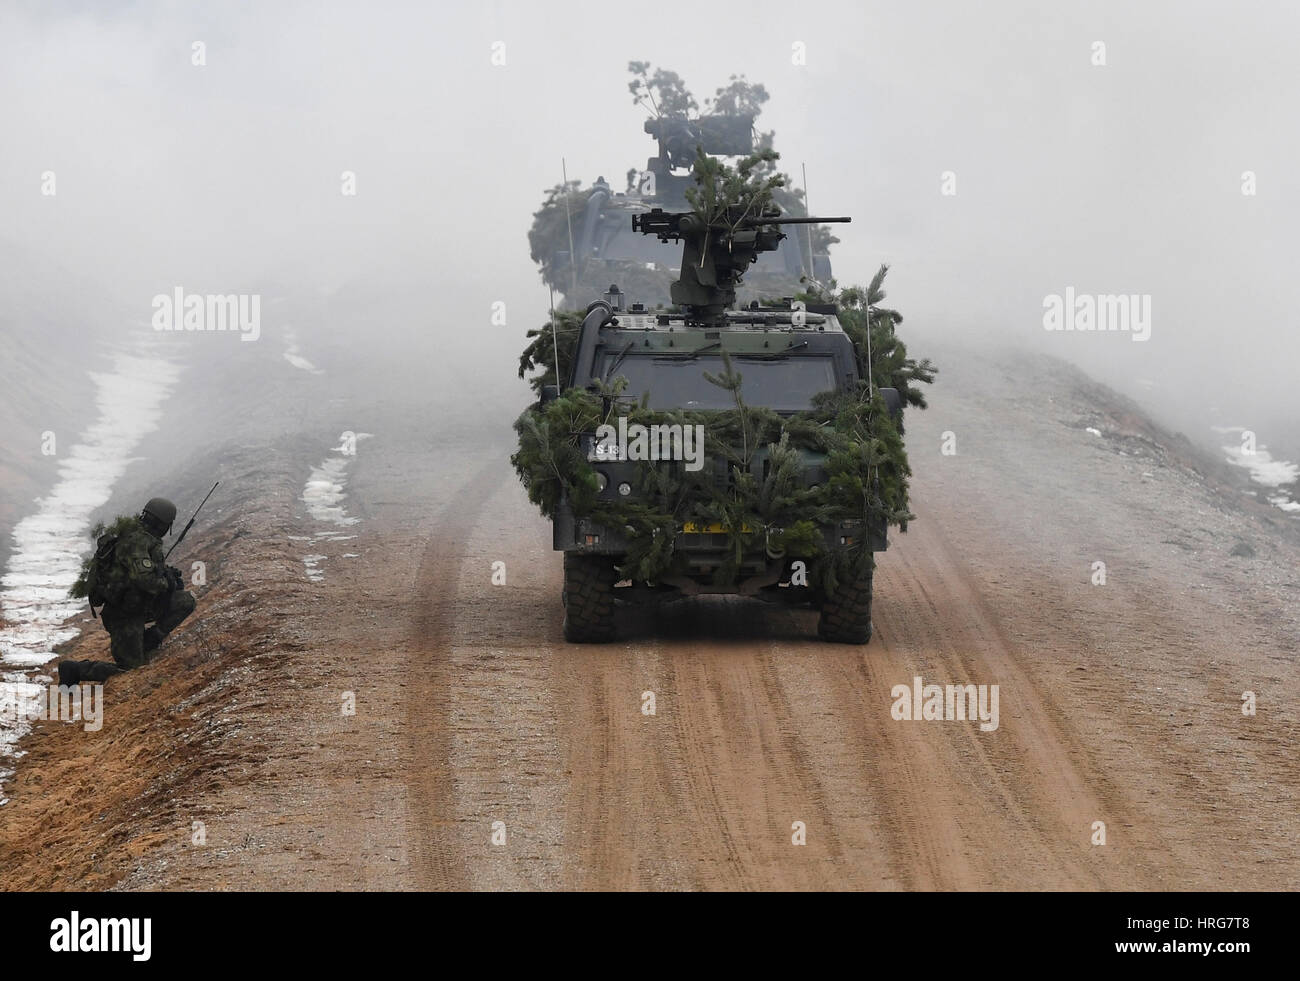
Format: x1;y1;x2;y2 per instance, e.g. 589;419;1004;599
548;284;562;391
801;162;815;281
561;158;578;299
865;287;874;398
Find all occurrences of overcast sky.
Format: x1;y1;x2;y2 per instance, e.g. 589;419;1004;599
2;0;1296;450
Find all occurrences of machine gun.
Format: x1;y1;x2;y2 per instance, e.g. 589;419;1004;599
633;207;850;326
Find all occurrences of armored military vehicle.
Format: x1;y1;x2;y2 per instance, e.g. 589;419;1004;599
540;203;903;644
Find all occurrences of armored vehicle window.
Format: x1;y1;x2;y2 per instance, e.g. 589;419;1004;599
600;352;837;412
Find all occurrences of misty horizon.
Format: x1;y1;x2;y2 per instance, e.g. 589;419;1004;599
2;0;1297;455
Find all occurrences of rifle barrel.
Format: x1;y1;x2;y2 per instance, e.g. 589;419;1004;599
745;216;851;225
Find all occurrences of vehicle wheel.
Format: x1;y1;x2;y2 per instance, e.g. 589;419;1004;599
562;553;617;642
817;559;874;644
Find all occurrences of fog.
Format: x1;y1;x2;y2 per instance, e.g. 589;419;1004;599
2;0;1297;453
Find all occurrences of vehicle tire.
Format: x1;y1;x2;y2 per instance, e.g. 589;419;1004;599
817;559;874;644
562;553;617;642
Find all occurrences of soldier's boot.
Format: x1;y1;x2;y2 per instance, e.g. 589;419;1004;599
78;661;124;683
58;660;122;685
142;627;163;654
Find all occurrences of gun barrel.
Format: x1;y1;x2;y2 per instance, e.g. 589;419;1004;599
744;216;851;225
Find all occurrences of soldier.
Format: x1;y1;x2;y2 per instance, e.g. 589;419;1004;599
58;497;196;685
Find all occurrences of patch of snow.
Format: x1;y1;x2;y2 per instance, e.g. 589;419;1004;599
1216;425;1300;517
301;434;371;526
282;326;323;374
297;434;373;581
302;458;356;525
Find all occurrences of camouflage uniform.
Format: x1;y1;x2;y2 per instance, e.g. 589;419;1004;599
98;518;196;669
60;500;195;685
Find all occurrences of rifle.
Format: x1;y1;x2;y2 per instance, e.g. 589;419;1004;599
165;481;219;561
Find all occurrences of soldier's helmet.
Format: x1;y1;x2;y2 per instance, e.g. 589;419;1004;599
140;497;177;535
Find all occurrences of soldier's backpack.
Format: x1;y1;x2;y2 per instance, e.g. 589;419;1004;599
84;530;126;608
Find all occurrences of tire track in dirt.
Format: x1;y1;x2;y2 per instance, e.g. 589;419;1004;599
405;457;506;890
554;602;881;890
862;495;1173;889
551;656;648;889
773;635;982;890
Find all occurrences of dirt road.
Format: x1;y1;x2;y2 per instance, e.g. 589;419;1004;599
393;353;1298;891
2;336;1296;891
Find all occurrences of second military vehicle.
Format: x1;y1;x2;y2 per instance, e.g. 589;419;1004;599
539;109;834;308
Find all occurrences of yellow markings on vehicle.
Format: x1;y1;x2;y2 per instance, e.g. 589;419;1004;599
680;522;753;534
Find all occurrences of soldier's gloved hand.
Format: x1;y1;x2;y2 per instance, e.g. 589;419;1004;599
166;566;183;593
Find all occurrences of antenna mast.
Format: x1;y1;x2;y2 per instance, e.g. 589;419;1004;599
561;158;578;300
548;285;562;391
801;162;816;281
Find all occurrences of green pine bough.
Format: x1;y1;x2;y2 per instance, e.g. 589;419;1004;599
512;271;936;595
